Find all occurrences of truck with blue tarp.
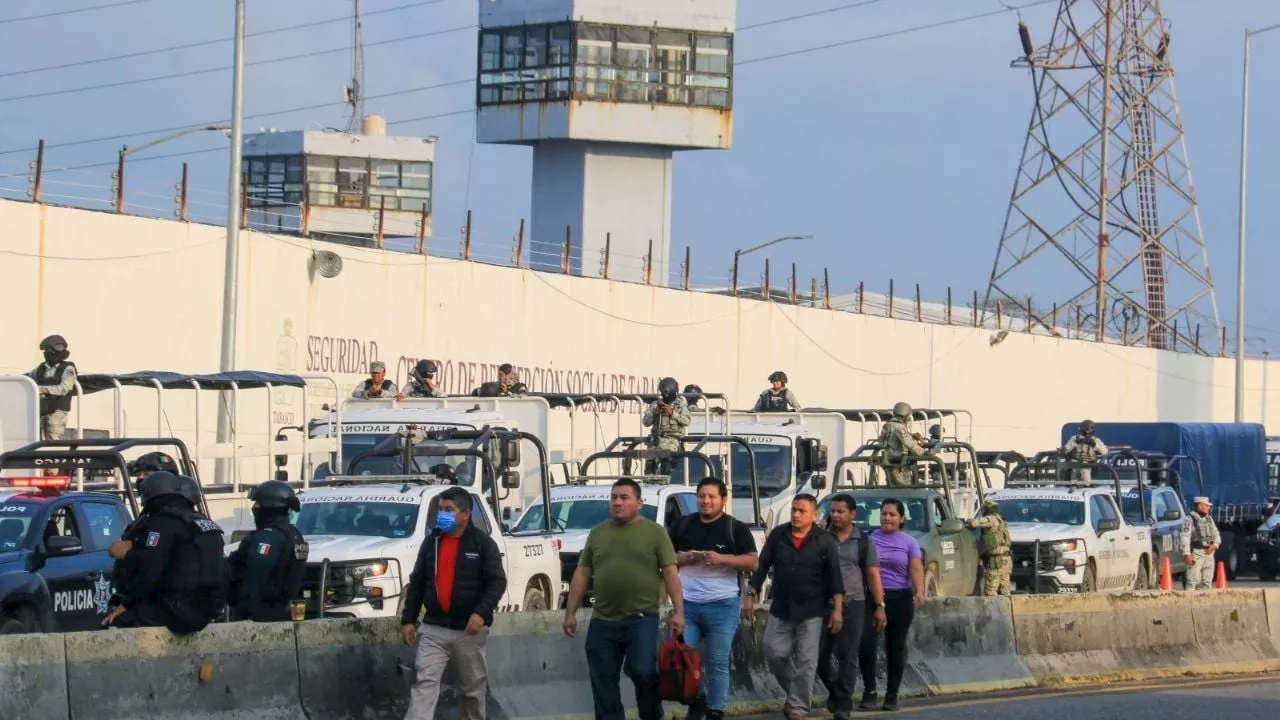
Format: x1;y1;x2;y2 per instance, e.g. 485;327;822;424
1061;422;1271;580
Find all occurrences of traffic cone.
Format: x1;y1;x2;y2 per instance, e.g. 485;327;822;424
1159;556;1173;591
1214;561;1228;589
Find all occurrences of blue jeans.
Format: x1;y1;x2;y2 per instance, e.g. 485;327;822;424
683;596;742;711
585;613;662;720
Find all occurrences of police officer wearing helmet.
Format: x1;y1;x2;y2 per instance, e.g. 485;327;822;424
130;452;180;489
102;472;228;633
26;334;77;441
642;377;690;475
876;402;929;487
399;359;445;399
753;371;800;412
968;499;1012;596
228;480;309;622
1063;420;1109;482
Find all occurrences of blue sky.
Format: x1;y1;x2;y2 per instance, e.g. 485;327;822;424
1;0;1277;352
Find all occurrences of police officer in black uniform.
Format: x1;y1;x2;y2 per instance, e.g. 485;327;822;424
102;472;228;634
227;480;309;622
129;451;180;490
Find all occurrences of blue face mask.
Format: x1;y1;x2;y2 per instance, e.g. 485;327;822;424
434;510;458;533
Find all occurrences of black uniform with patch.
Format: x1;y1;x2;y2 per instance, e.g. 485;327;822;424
228;516;309;622
111;498;228;634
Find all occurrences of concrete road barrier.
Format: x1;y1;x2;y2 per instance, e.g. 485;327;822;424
0;632;67;720
296;617;413;720
900;596;1035;695
1011;589;1280;686
63;622;305;720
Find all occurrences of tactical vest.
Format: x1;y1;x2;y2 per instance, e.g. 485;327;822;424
361;379;395;396
652;397;687;438
981;515;1011;555
156;506;229;609
35;361;75;414
253;522;309;603
880;421;910;462
1070;435;1101;462
1188;512;1216;551
762;391;787;411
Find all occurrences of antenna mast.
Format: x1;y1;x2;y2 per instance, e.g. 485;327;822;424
983;0;1220;352
345;0;365;131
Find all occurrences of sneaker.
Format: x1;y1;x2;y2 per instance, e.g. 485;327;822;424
882;694;899;712
857;692;878;712
705;711;725;720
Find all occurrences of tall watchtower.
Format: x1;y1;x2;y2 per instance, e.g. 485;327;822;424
476;0;735;282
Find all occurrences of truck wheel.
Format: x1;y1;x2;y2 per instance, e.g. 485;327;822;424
0;618;26;635
1082;563;1097;593
1134;556;1150;591
1260;566;1277;582
523;584;548;612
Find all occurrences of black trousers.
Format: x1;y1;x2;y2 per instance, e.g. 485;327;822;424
817;599;866;713
858;588;915;697
113;598;211;635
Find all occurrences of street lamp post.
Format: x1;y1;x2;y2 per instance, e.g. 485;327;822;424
1235;22;1280;422
216;0;247;482
114;125;231;213
730;235;812;296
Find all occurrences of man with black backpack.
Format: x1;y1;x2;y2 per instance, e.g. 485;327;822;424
667;477;759;720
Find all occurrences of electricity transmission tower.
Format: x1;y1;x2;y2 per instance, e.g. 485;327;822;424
983;0;1221;352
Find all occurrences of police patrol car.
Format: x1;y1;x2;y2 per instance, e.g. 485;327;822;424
0;475;130;633
988;485;1153;593
511;482;701;607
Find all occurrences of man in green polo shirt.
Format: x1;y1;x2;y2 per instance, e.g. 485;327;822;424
563;479;684;720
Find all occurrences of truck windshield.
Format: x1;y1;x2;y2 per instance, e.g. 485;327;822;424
0;501;38;550
816;495;929;533
513;499;657;532
998;498;1086;526
294;500;421;539
668;443;793;499
1119;493;1150;523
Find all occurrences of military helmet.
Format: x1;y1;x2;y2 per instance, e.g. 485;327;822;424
768;371;788;384
658;377;679;402
1081;419;1096;434
892;401;912;418
130;451;179;476
983;498;999;511
682;383;702;396
248;479;300;511
138;470;187;505
929;424;942;437
177;475;203;508
38;334;69;353
414;359;438;377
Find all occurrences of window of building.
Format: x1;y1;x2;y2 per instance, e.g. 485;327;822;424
245;155;433;214
478;22;732;110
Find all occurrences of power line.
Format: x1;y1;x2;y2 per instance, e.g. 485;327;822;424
0;24;475;103
3;0;1052;158
0;0;155;25
0;0;450;79
739;0;895;31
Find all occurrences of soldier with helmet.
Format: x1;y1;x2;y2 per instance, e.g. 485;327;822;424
877;402;930;487
227;480;309;622
1063;420;1109;482
753;371;800;412
399;359;445;399
968;499;1012;596
102;472;228;633
643;377;691;475
27;334;77;441
129;451;180;490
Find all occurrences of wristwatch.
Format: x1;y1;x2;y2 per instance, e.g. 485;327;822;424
875;601;886;608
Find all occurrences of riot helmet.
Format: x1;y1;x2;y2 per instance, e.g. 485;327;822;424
248;479;300;512
928;424;942;439
682;384;702;396
138;470;187;506
1080;419;1096;436
768;371;788;385
413;359;438;380
39;334;70;363
177;475;203;508
658;377;679;403
130;451;179;476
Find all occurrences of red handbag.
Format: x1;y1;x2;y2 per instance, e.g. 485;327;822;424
657;632;703;704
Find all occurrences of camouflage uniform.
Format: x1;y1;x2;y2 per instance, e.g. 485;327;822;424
642;395;690;451
878;404;927;487
1178;498;1221;591
753;388;800;412
970;502;1012;596
402;379;445;398
1064;431;1108;482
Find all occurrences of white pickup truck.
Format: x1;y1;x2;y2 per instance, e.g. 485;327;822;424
988;485;1153;593
290;428;563;618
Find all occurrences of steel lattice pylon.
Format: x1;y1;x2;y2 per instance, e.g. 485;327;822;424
983;0;1221;352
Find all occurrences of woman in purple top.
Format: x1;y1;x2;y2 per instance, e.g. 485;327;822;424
857;498;925;712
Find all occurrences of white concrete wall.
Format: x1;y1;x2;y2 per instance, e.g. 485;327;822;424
4;198;1280;462
481;0;737;33
478;100;732;148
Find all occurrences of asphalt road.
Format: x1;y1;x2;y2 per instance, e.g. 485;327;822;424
737;675;1280;719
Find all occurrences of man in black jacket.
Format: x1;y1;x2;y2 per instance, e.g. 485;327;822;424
400;487;508;720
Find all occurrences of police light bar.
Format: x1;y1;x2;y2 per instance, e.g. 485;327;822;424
3;476;73;490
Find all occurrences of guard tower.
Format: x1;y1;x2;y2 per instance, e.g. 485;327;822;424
241;115;436;247
476;0;735;282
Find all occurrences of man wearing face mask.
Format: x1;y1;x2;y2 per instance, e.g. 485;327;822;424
227;480;308;622
27;335;77;441
401;487;508;720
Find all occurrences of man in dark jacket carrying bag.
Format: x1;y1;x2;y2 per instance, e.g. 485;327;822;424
401;487;508;720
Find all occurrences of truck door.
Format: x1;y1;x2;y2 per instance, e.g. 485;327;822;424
1089;495;1120;589
37;504;104;632
932;497;974;596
